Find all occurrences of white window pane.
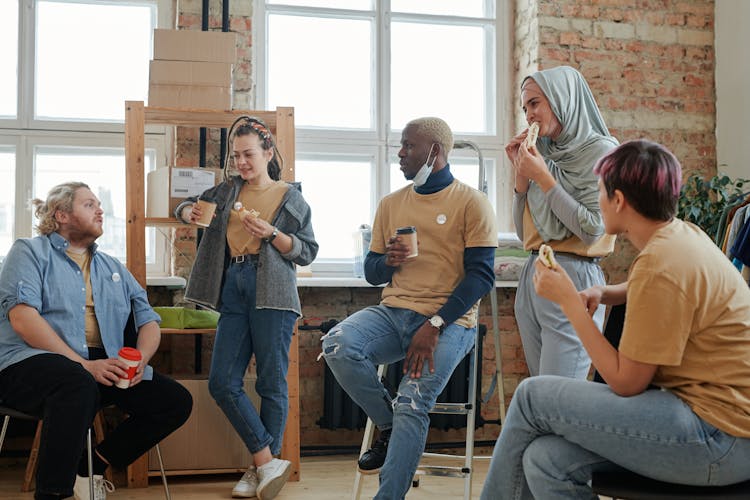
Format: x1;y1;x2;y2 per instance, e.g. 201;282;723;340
391;22;489;134
0;1;18;118
389;161;480;193
0;148;16;258
33;147;156;264
268;14;372;129
35;1;154;121
295;159;371;259
392;0;486;17
267;0;371;9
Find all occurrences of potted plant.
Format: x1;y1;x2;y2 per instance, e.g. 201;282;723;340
677;173;748;242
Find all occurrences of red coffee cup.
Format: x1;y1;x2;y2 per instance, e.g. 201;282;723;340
116;347;142;389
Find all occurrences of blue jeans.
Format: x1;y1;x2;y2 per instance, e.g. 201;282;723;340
208;260;296;456
515;254;606;378
480;376;750;500
321;305;475;500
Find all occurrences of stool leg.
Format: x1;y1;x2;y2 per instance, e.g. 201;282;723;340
22;420;42;492
0;415;9;453
87;428;94;500
154;444;171;500
351;364;388;500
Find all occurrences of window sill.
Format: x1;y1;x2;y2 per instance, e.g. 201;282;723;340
147;276;187;288
296;276;519;289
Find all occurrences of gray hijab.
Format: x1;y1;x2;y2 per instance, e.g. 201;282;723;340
525;65;619;241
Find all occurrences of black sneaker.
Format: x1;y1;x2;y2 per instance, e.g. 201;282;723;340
357;428;391;474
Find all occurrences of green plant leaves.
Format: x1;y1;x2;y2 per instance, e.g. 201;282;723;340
677;173;749;240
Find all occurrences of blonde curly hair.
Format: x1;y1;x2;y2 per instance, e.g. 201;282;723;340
406;117;454;158
31;181;89;235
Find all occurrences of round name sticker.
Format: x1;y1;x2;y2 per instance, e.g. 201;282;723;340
436;214;447;225
112;272;121;282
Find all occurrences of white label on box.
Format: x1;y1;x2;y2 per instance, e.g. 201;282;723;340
171;168;217;197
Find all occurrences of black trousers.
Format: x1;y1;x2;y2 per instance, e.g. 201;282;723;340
0;353;193;497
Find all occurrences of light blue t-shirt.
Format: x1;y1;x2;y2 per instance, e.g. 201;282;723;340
0;232;160;378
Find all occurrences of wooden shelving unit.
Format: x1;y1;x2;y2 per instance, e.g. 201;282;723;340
124;102;300;486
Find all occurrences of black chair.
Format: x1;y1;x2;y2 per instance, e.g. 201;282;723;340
590;304;750;499
0;403;95;500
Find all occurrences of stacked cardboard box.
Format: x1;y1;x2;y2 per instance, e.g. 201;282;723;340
148;29;236;109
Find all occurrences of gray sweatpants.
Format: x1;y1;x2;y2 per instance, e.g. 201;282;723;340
514;252;606;378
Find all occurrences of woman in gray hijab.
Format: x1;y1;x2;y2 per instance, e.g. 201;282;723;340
507;65;618;379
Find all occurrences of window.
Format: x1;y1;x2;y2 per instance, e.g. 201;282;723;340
0;0;171;275
256;0;509;275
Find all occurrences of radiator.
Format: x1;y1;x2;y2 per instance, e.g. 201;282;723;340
318;325;486;431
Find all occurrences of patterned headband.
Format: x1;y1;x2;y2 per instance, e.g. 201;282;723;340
241;117;273;147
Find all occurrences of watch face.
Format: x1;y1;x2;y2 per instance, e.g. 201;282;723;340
430;316;444;328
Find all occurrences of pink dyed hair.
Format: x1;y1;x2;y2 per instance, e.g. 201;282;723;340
594;140;682;221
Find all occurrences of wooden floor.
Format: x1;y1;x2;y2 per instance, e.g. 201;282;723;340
0;450;498;499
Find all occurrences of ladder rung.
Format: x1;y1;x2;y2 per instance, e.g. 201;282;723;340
415;465;471;478
422;451;467;460
430;402;472;414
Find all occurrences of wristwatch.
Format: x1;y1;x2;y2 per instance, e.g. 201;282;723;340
265;227;279;243
429;315;445;333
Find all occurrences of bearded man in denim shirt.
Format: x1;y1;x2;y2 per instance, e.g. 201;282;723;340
0;182;192;500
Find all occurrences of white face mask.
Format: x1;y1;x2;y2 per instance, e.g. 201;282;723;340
411;144;437;187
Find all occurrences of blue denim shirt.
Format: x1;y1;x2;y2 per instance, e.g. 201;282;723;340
0;233;160;378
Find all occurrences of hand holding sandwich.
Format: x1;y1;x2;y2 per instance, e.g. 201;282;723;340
532;246;580;312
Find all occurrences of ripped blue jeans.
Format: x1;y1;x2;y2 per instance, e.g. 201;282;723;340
320;305;475;500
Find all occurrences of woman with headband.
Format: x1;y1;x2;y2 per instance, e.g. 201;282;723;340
176;116;318;499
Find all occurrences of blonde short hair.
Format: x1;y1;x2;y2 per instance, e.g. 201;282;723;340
31;182;89;235
406;117;454;157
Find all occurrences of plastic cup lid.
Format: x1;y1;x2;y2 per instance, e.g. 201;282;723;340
118;347;142;361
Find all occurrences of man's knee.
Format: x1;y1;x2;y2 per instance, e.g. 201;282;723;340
319;322;361;362
165;380;193;428
392;378;432;416
54;362;100;409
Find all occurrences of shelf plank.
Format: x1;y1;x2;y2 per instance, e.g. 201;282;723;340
160;328;216;335
144;106;278;128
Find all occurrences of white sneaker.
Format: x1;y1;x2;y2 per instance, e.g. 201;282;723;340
256;458;291;500
73;474;115;500
232;466;259;498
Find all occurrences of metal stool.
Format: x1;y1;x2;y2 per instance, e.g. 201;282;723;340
352;326;481;500
0;405;171;499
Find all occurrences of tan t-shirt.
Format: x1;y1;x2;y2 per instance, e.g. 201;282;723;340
227;180;287;257
66;249;103;348
370;179;497;327
620;219;750;437
523;203;615;256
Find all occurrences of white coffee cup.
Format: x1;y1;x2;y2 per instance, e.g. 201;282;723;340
116;347;142;389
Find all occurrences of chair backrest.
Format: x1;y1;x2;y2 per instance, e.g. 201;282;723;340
593;304;626;384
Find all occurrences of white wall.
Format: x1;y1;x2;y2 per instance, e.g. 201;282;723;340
715;0;750;180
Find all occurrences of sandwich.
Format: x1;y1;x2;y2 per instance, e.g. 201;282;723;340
539;244;558;269
233;202;260;219
525;122;539;149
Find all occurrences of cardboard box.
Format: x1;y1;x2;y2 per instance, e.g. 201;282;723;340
153;28;236;63
149;60;232;87
148;83;231;110
148;377;258;471
147;166;223;218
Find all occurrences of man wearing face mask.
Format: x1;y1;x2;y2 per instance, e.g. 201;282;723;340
321;117;497;499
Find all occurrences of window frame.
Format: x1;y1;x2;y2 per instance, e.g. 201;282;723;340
254;0;512;276
0;0;173;274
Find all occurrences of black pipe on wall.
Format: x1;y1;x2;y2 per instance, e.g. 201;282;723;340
199;0;209;168
220;0;229;170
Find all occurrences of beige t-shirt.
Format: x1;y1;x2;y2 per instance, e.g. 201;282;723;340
620;219;750;437
370;179;497;328
66;249;103;348
227;180;287;257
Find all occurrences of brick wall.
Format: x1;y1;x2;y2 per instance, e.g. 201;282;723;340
165;0;717;450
